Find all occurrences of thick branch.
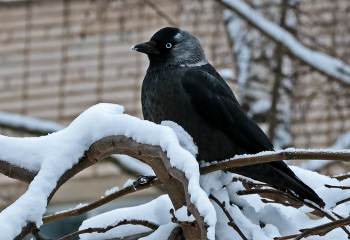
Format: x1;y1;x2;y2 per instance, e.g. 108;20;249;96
4;136;350;239
14;135;207;240
0;159;36;184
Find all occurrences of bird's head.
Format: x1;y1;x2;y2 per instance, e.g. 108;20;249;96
132;27;207;70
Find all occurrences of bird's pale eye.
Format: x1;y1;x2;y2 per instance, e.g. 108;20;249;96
165;43;172;48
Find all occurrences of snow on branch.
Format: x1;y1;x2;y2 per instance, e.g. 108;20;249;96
0;111;64;135
217;0;350;86
0;104;214;240
2;104;350;239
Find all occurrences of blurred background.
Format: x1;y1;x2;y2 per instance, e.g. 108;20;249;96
0;0;350;239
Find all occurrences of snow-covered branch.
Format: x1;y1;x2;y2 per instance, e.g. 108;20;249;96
2;104;350;239
218;0;350;86
0;111;64;135
0;104;214;240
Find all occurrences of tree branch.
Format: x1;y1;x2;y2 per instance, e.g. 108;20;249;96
294;216;350;240
57;219;158;240
43;178;161;224
216;0;350;87
209;194;248;240
12;135;207;240
3;136;350;239
200;150;350;174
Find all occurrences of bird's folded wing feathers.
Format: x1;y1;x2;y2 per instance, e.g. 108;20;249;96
182;68;274;154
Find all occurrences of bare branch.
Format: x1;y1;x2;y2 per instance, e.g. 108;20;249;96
43;178;161;224
274;234;299;240
57;219;158;240
32;229;51;240
336;197;350;207
142;0;177;26
325;184;350;190
294;216;350;240
200;150;350;174
209;194;248;240
0;159;36;184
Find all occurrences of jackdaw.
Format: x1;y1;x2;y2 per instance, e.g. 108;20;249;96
132;27;325;208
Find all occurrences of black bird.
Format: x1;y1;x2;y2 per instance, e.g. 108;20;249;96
132;27;325;208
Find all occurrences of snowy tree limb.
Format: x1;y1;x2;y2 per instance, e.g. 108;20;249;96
0;159;36;184
216;0;350;86
2;134;350;239
237;184;350;237
11;135;206;240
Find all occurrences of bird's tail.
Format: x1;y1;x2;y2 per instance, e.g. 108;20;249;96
227;161;325;208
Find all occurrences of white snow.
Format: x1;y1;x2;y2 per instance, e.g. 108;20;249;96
0;103;216;240
114;155;155;176
79;195;173;240
250;99;271;115
123;179;135;189
105;187;120;197
0;110;64;133
219;69;236;80
161;121;198;157
332;131;350;150
3;103;350;239
223;9;251;99
224;0;350;85
54;203;88;215
140;222;178;240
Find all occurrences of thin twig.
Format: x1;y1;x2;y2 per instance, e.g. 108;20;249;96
32;229;51;240
333;173;350;181
43;178;161;224
325;184;350;190
274;234;299;240
209;194;248;240
237;187;350;237
57;219;158;240
294;216;350;240
142;0;177;26
336;197;350;207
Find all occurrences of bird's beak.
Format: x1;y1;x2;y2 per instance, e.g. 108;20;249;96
131;41;159;55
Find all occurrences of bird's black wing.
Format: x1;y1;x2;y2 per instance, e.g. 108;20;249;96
182;66;325;208
182;67;274;154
